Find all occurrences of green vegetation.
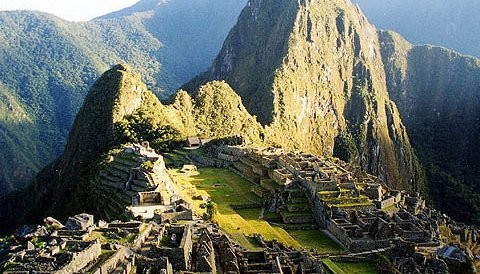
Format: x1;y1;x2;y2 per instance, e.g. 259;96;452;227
335;261;378;274
190;0;424;192
0;0;246;196
200;200;218;221
164;150;190;167
115;112;179;152
323;258;378;274
288;230;344;254
322;258;347;274
140;161;154;171
171;168;301;250
193;81;264;142
30;236;47;248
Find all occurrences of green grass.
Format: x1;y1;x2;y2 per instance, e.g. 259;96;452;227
288;230;345;254
164;150;190;166
383;204;399;214
334;201;373;208
261;179;280;192
236;208;264;219
322;258;346;274
318;189;351;195
335;262;378;274
280;210;312;217
171;168;301;250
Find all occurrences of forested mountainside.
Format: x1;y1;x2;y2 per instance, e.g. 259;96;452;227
188;0;424;192
0;64;263;230
352;0;480;58
1;0;480;230
379;31;480;223
0;0;246;196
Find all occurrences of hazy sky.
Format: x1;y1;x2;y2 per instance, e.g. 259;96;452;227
0;0;140;21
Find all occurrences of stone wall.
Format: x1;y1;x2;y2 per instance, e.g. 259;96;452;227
327;221;393;252
376;196;396;209
138;191;162;205
57;240;101;274
150;225;193;271
297;180;327;227
93;247;134;274
132;223;153;251
217;152;239;162
280;212;314;224
155;210;193;223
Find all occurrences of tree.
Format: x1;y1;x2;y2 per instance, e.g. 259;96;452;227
113;110;179;152
200;200;217;221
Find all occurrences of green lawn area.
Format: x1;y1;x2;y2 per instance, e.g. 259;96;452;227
171;168;301;250
164;151;189;166
323;258;378;274
334;201;373;208
335;262;378;274
322;258;347;274
288;230;345;254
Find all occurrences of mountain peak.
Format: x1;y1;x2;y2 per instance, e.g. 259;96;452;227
193;0;424;190
60;64;149;175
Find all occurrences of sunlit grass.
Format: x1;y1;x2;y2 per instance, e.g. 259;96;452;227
335;261;378;274
322;258;378;274
287;229;345;254
170;167;301;250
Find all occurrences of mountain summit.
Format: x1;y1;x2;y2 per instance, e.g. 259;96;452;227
190;0;424;191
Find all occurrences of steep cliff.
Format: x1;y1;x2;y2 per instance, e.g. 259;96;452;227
379;31;480;222
193;0;424;191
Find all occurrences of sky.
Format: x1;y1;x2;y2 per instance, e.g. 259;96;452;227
0;0;140;21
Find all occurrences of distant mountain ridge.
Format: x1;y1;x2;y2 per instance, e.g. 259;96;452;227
352;0;480;58
0;0;247;195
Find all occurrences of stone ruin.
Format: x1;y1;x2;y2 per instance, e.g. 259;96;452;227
2;145;479;273
3;214;101;274
200;145;480;272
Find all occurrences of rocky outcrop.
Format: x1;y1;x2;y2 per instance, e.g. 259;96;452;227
192;0;424;191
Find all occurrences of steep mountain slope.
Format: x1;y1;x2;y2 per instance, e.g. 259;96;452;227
0;85;38;195
191;0;424;191
379;31;480;223
0;64;262;231
0;0;247;195
352;0;480;58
